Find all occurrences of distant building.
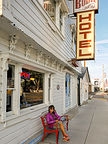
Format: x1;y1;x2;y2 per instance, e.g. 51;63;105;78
78;67;92;105
93;78;100;92
104;79;108;91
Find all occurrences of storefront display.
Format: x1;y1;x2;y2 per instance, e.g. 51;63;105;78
20;68;44;109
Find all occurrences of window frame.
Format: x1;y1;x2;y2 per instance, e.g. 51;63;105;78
60;9;63;32
43;0;56;22
5;63;49;119
20;68;44;109
6;63;16;114
20;65;49;112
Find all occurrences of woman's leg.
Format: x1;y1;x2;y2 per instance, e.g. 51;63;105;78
59;121;67;136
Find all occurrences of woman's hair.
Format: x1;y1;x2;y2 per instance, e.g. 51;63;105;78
48;105;56;113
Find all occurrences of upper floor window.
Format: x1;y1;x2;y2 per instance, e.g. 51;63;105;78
70;24;76;52
60;9;63;32
44;0;56;22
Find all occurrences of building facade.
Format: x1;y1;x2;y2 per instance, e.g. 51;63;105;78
0;0;81;143
78;67;91;105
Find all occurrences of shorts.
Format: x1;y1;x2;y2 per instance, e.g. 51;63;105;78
53;121;63;129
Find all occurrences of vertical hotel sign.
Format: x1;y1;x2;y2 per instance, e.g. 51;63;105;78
77;11;95;60
73;0;98;60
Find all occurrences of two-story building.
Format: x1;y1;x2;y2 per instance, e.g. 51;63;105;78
0;0;81;143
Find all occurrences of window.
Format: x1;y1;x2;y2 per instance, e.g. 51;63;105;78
44;0;56;22
7;64;15;112
48;74;51;102
65;73;71;108
71;24;76;52
60;9;63;31
20;68;44;109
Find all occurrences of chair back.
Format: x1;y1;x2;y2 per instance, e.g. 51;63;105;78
40;111;48;129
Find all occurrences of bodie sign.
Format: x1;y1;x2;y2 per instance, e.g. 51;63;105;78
74;0;98;13
76;11;95;60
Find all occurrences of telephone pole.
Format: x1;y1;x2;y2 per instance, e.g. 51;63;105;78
102;64;104;92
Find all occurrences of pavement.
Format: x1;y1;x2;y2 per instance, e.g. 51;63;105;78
38;98;108;144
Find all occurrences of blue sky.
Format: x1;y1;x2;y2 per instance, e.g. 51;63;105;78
86;0;108;81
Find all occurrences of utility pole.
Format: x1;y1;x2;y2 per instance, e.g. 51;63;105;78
102;64;104;92
84;60;85;67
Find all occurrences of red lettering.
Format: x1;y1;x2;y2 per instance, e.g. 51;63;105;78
21;72;24;77
21;72;30;78
79;49;91;56
79;0;81;8
79;40;92;48
26;73;29;78
79;31;91;39
80;23;91;30
79;14;91;22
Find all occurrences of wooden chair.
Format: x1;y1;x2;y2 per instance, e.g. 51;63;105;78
40;112;69;144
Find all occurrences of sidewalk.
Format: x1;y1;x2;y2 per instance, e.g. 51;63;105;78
39;99;108;144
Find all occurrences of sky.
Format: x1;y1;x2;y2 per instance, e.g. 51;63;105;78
85;0;108;82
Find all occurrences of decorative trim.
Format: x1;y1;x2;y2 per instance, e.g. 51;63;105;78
25;44;32;58
1;58;9;71
9;35;17;53
38;51;44;63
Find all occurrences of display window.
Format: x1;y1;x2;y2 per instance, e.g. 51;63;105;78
20;68;44;109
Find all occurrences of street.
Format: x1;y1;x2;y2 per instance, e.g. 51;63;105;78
39;93;108;144
94;91;108;100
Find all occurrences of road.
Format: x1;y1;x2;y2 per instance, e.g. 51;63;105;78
93;91;108;100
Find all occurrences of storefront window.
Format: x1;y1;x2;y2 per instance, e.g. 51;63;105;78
20;68;44;109
6;64;15;112
44;0;56;22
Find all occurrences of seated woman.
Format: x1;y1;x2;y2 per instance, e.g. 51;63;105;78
46;105;69;142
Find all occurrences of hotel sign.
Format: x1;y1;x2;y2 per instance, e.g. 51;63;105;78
76;11;95;60
74;0;98;13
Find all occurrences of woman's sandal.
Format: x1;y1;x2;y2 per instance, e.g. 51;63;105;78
64;134;70;140
63;136;70;142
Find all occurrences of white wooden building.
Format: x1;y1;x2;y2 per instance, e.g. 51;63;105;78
0;0;81;143
78;67;91;105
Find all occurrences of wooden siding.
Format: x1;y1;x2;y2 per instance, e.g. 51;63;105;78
2;0;76;63
51;72;64;115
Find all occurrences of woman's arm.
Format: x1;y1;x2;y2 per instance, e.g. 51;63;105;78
55;112;61;120
46;114;56;125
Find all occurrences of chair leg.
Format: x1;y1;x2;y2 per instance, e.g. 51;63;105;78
67;121;68;131
42;131;46;141
56;130;59;144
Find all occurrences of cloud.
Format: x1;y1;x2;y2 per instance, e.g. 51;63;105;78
96;40;108;45
85;40;108;81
